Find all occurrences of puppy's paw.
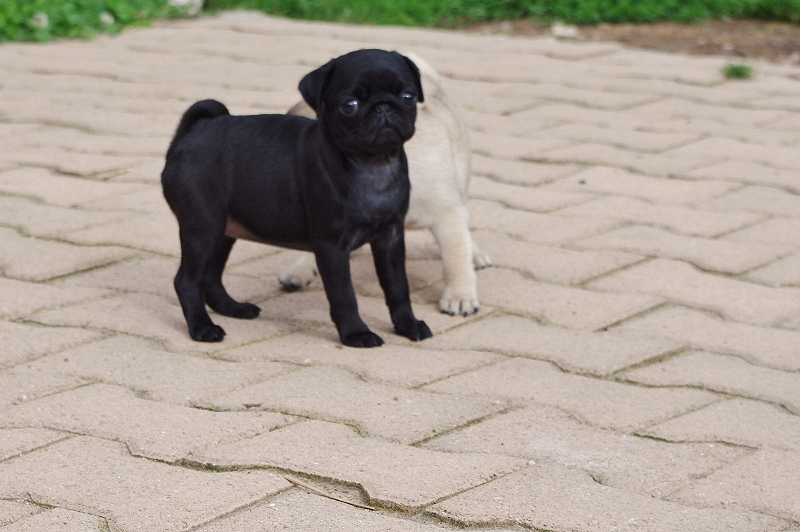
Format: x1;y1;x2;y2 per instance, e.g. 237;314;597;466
472;248;492;270
230;302;261;320
440;296;480;316
395;319;433;342
190;324;226;342
342;330;385;348
439;285;480;316
212;301;261;320
278;262;318;292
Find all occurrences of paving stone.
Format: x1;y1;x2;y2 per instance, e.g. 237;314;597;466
543;165;738;204
670;448;800;522
539;142;713;177
469;174;592;212
0;321;102;369
72;185;167;215
0;195;133;239
0;167;148;208
0;436;290;532
576;225;790;274
629;97;789;128
508;101;652;131
219;331;500;388
196;490;518;532
636;116;800;147
64;210;181;256
0;501;40;528
427;464;787;531
0;227;136;282
555;195;763;238
471;153;580;186
210;366;504;444
424;405;746;497
0;508;106;531
526;37;621;60
478;267;663;330
36;335;293;406
0;98;171;137
0;122;43;140
7;146;141;178
51;254;178;300
770;111;800;131
2;383;292;462
597;49;729;85
621;351;800;414
13;125;168;157
685;160;800;192
471;229;643;285
191;419;524;510
423;313;683;376
701;185;800;218
424;357;717;432
0;357;86;409
534;122;697;152
642;398;800;452
471;130;570;160
746;252;800;287
664;137;800;171
520;80;654;111
110;156;167;184
256;286;477;340
468;198;621;245
52;253;278;304
723;218;800;247
33;292;293;352
0;428;66;461
614;306;800;371
589;259;800;327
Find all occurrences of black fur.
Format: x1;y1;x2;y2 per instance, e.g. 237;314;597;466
161;49;431;347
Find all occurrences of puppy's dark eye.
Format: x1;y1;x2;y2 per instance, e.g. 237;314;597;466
340;99;359;116
401;92;417;107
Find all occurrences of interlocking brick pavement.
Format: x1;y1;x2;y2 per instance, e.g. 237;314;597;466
1;10;799;532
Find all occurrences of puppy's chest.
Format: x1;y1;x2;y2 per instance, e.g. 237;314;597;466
348;165;408;222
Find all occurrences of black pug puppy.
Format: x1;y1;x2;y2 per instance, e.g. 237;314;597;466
161;49;432;348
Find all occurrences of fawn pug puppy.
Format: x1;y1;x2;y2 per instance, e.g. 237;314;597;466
162;49;432;347
282;53;490;316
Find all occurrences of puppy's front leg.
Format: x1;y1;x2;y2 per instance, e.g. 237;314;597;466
371;227;432;342
314;242;384;348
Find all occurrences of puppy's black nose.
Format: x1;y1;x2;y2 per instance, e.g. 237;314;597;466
376;103;392;118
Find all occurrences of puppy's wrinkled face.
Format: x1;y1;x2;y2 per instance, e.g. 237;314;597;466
300;49;424;157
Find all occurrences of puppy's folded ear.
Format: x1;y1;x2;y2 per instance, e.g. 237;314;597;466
398;52;424;103
299;59;336;113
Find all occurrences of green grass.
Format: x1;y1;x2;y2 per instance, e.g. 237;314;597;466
723;63;754;78
204;0;800;26
2;0;799;42
0;0;180;42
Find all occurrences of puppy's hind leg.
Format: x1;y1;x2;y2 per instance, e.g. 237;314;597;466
174;226;227;342
204;235;261;319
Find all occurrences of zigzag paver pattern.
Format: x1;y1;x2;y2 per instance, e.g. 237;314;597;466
1;11;799;531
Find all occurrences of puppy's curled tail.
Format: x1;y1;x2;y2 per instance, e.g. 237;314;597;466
170;99;229;147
